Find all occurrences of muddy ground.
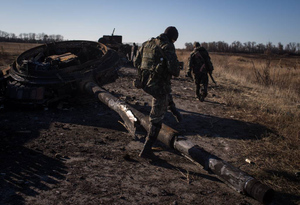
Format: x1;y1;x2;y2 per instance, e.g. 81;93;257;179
0;66;294;205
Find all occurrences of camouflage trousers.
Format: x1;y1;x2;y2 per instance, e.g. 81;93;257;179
149;93;175;124
193;72;209;96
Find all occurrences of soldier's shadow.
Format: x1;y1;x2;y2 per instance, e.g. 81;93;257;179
130;102;274;141
173;108;275;140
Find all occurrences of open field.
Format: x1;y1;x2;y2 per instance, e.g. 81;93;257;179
0;42;299;204
0;42;41;68
178;49;300;200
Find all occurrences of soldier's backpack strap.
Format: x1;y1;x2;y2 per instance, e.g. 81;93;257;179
154;38;167;60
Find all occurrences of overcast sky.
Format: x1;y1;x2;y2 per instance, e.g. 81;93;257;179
0;0;299;48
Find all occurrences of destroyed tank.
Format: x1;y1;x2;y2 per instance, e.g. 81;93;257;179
98;29;132;63
0;40;121;106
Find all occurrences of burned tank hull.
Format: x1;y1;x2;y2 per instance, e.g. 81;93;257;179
3;40;121;106
98;34;133;64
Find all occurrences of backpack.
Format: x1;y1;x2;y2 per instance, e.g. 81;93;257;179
134;38;169;96
191;47;213;74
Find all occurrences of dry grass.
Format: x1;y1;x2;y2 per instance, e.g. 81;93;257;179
0;42;41;67
0;42;40;55
177;50;300;199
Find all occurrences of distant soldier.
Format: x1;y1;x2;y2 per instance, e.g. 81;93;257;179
187;42;214;102
131;43;138;62
134;26;182;158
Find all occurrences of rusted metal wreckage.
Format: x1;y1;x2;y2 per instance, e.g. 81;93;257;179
0;40;274;204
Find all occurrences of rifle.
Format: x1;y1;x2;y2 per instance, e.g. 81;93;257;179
209;72;217;85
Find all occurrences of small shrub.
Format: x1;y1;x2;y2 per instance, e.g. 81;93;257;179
252;59;273;86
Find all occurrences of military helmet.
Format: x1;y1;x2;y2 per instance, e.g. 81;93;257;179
164;26;179;41
193;42;200;48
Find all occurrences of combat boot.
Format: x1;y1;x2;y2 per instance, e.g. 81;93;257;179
199;88;207;102
139;123;161;158
196;92;201;100
139;139;156;158
199;95;205;102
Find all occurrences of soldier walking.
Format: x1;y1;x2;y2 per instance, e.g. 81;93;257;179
187;42;214;102
134;26;182;158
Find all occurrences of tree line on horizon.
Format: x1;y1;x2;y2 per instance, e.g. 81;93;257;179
185;41;300;55
0;30;64;44
1;30;299;55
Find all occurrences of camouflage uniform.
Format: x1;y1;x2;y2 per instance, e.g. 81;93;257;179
134;27;182;158
187;42;214;101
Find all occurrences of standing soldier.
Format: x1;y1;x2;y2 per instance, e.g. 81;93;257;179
134;26;182;158
187;42;214;102
131;42;138;62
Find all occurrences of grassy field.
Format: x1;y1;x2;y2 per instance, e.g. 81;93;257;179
0;42;41;67
177;49;300;199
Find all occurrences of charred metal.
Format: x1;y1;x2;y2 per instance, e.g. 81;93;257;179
0;40;120;106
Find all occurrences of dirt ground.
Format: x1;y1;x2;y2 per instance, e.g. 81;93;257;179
0;66;295;205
